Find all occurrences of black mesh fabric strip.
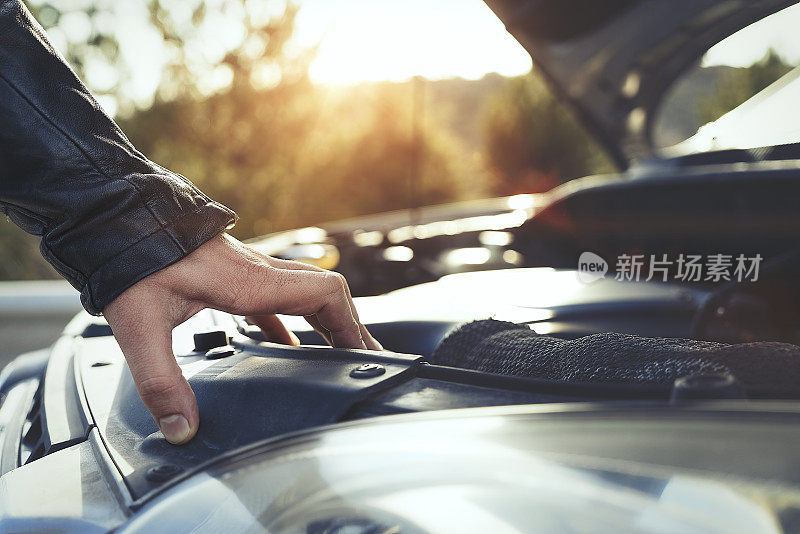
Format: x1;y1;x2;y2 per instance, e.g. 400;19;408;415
432;319;800;395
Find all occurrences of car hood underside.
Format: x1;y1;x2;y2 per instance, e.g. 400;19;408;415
483;0;796;167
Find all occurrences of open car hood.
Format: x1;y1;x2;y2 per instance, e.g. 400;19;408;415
484;0;797;168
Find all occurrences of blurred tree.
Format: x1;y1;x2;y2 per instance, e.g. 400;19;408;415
24;1;122;111
482;71;615;194
5;0;483;280
696;49;793;125
117;2;483;237
277;80;484;230
0;223;59;280
119;2;318;237
5;0;609;280
123;73;479;236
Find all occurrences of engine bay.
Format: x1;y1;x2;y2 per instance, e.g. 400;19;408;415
5;159;800;515
5;262;800;507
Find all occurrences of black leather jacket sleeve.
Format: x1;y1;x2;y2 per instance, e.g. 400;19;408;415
0;1;237;314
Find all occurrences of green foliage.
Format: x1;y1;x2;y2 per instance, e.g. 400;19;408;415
24;1;121;107
279;81;485;229
121;77;480;237
117;40;318;236
3;0;613;279
482;72;615;194
0;221;59;280
115;2;481;237
696;49;793;125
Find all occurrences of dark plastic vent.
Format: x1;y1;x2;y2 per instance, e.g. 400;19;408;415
80;323;114;338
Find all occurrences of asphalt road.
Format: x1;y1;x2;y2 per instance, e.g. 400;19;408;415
0;314;75;371
0;280;82;372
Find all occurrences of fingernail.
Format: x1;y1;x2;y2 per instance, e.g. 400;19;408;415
159;414;191;444
289;331;301;346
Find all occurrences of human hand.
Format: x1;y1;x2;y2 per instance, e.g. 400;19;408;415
103;233;381;444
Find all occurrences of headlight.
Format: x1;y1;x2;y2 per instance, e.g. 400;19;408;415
121;406;800;533
276;243;340;270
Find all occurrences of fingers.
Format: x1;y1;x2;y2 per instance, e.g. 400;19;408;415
286;270;367;349
105;309;199;445
227;266;366;349
245;314;300;345
265;258;383;350
360;323;383;351
205;236;381;349
304;313;333;345
98;233;382;450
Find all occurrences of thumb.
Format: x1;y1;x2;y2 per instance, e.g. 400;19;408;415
109;318;199;444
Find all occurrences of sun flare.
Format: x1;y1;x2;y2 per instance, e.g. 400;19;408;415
293;0;532;84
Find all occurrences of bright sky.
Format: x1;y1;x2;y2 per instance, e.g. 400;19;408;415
702;3;800;67
296;0;800;82
293;0;532;84
38;0;800;114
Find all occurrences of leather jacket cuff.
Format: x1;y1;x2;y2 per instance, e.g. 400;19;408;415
77;201;236;315
39;199;236;315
